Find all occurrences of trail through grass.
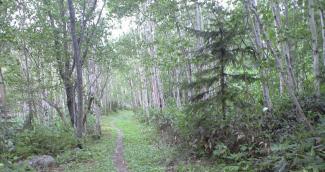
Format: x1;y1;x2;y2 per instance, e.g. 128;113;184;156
112;111;175;172
59;111;221;172
60;111;174;172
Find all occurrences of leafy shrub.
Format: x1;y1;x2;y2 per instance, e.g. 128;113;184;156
4;124;77;160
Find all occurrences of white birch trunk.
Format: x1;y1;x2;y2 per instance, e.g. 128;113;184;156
320;9;325;67
308;0;320;98
143;0;165;110
139;67;149;119
88;58;101;136
175;67;181;107
0;68;7;118
272;2;297;91
246;0;272;110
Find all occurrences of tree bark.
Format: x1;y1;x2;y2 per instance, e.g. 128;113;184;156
174;67;181;107
67;0;84;138
144;0;165;110
308;0;320;98
47;0;76;126
272;1;297;92
87;58;101;137
0;68;7;118
22;46;34;128
320;9;325;67
246;0;273;110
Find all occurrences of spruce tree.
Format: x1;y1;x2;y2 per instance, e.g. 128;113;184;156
187;21;255;119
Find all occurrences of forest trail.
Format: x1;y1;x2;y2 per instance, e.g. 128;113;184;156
108;111;174;172
63;111;174;172
112;124;129;172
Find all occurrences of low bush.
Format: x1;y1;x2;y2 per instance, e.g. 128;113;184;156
1;122;78;161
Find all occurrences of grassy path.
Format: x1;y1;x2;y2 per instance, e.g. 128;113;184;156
111;111;175;172
112;124;128;172
61;111;174;172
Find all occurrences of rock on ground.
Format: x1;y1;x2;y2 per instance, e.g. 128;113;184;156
29;155;56;170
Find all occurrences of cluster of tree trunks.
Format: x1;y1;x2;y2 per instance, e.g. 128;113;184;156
5;0;107;138
243;0;325;130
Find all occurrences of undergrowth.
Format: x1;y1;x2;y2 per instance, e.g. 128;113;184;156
134;95;325;171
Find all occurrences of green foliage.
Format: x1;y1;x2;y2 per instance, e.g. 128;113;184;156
1;124;77;161
254;123;325;171
134;100;187;144
106;0;142;17
15;126;77;158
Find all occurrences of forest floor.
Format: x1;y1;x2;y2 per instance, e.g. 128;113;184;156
61;111;177;172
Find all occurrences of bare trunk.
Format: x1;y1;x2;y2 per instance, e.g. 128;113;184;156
139;67;149;119
195;0;204;48
279;74;284;95
144;0;165;110
308;0;320;98
272;2;297;92
67;0;84;138
64;81;76;126
129;79;137;108
175;67;181;107
22;45;34;128
87;58;101;136
0;68;7;117
94;103;101;136
156;68;165;109
246;0;272;110
320;9;325;67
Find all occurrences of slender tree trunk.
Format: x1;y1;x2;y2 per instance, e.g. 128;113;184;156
246;0;272;110
64;81;76;126
272;2;297;91
144;0;165;110
320;9;325;67
94;102;101;136
195;0;204;48
0;68;7;118
22;46;34;128
156;68;165;109
129;79;137;108
47;1;75;126
67;0;84;138
139;67;149;120
87;58;101;136
308;0;320;98
175;67;181;107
